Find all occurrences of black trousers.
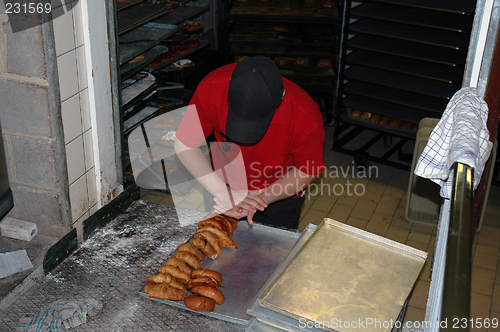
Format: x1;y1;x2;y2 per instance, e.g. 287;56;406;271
203;189;305;229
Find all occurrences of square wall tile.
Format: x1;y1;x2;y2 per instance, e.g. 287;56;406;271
83;129;94;171
52;6;75;56
61;94;82;144
69;174;89;222
76;45;88;90
80;88;91;131
72;1;85;47
57;50;79;101
65;135;85;184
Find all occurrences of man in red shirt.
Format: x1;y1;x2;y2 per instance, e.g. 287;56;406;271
175;56;325;229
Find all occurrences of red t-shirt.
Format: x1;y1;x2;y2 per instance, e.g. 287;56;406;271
176;63;325;191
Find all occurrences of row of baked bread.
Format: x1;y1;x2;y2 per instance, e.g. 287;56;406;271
350;109;419;133
236;0;335;7
234;56;332;68
143;215;238;311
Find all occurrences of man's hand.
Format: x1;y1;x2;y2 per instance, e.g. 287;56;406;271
213;188;267;224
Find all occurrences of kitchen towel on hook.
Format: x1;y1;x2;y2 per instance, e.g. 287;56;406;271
414;87;493;199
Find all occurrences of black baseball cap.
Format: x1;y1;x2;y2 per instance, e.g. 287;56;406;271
227;56;284;144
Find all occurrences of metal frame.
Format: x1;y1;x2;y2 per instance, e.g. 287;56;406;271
332;122;414;171
441;163;474;331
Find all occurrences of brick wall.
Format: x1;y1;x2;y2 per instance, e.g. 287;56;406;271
0;10;71;238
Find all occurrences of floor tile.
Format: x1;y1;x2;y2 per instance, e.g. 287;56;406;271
419;257;432;282
345;217;369;230
160;195;174;206
182;188;204;205
488;311;500;332
336;192;360;207
365;181;388;196
349;199;377;220
408;279;430;309
398;198;408;212
298;209;326;231
405;240;428;252
477;225;500;249
303;194;316;207
471;292;493;320
407;231;432;245
365;212;392;236
177;200;203;211
142;193;163;203
309;195;336;212
357;190;383;204
327;204;353;223
385;226;410;244
473;245;500;270
403;305;425;324
411;223;438;235
491;284;500;314
427;235;436;253
472;266;496;296
384;185;406;199
375;195;401;216
391;209;414;230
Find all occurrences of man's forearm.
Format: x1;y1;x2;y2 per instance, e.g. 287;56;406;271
260;167;317;205
174;138;228;197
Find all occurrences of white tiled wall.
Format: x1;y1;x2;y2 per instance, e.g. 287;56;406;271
53;0;97;226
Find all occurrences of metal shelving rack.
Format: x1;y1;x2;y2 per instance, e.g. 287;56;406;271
221;0;343;122
114;0;211;183
333;0;477;170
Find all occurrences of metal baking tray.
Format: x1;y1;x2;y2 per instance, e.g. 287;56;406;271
121;78;156;108
139;221;302;325
119;23;178;65
117;2;176;35
153;1;209;25
254;218;427;332
144;39;210;73
120;45;169;80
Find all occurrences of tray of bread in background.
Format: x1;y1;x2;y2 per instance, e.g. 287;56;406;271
232;55;335;77
119;23;179;65
144;38;209;72
346;108;419;136
230;22;336;45
230;0;339;18
117;0;174;35
138;217;302;325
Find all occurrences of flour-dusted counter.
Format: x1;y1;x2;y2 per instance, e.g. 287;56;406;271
0;201;243;331
0;200;303;332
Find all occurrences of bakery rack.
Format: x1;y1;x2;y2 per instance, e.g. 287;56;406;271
221;0;343;123
113;0;211;180
333;0;476;170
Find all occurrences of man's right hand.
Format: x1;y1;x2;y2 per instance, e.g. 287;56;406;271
213;188;267;224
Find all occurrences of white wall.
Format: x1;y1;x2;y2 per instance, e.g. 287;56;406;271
54;0;122;238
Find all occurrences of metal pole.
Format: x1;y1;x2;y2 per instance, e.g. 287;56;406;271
441;163;473;331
